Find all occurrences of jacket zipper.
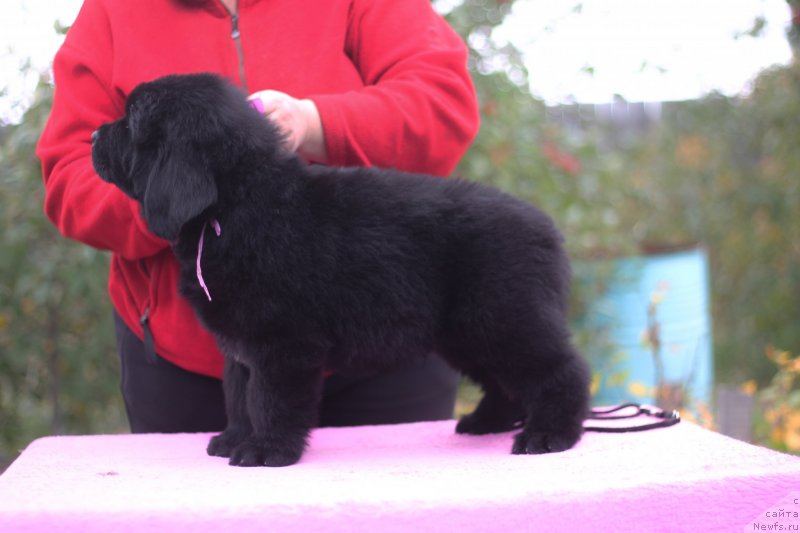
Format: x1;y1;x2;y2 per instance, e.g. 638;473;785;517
219;0;248;92
139;305;158;365
138;259;157;364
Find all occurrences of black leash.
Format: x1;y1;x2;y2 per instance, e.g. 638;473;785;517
583;402;681;433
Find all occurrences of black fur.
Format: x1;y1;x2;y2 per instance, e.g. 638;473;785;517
92;73;591;467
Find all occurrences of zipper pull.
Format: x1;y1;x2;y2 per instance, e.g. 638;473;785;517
231;14;240;39
139;307;158;365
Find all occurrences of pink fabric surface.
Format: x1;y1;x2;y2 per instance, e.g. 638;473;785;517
1;420;798;532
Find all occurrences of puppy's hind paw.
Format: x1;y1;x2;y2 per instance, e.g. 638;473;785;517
511;429;580;455
207;430;248;458
228;438;304;467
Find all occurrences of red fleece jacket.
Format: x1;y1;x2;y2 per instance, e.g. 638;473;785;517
37;0;479;378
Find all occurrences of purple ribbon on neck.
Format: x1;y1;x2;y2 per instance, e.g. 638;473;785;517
197;219;221;301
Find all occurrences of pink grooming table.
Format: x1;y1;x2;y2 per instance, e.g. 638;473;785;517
1;420;798;532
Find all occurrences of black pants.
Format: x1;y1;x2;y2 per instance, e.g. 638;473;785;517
113;312;460;433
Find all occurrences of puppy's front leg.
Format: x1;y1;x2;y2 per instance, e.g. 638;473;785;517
228;343;324;467
207;355;252;458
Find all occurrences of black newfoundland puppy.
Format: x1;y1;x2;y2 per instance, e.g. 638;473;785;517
92;73;590;467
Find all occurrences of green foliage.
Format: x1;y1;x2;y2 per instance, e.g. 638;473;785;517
608;62;800;385
754;347;800;453
0;79;126;469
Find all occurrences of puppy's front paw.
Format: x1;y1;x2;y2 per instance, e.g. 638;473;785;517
511;428;581;455
228;437;304;467
207;429;248;458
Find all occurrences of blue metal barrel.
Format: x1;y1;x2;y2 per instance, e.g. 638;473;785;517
581;247;713;409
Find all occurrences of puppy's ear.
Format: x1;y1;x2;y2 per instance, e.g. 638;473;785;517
143;146;218;241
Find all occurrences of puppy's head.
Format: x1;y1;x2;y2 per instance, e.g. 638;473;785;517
92;73;269;241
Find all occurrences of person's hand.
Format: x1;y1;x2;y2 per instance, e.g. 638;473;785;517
248;90;327;163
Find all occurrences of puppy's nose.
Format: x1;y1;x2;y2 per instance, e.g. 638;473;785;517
91;130;99;143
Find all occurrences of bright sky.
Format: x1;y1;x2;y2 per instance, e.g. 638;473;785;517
495;0;794;104
0;0;794;122
0;1;81;123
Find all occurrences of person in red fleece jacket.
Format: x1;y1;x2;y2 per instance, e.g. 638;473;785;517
37;0;480;433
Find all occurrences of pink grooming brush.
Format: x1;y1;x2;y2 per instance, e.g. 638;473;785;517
249;98;265;114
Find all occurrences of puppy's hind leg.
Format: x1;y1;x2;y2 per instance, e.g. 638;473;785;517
506;346;590;455
207;355;252;458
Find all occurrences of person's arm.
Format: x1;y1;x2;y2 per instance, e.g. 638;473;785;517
36;0;168;259
309;0;479;176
